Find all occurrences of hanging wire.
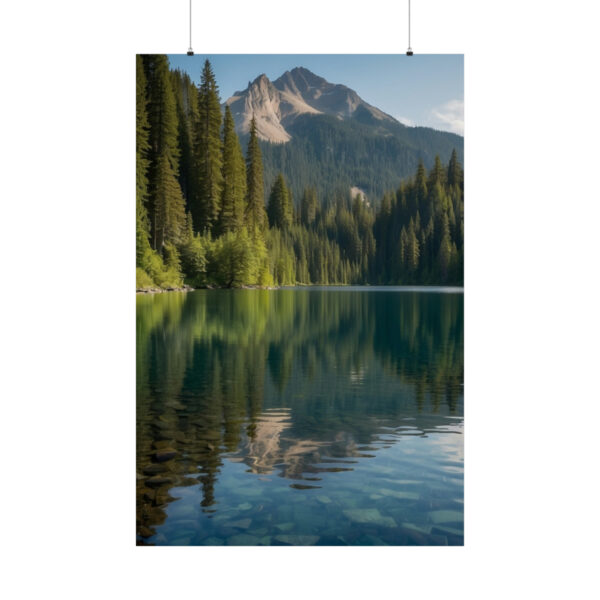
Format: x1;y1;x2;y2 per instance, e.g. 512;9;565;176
407;0;413;55
187;0;194;55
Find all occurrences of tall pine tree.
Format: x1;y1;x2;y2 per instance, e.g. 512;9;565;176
300;187;318;227
218;105;246;234
447;148;463;189
267;173;293;230
194;59;223;232
142;54;186;253
245;116;266;235
136;55;151;264
171;69;200;216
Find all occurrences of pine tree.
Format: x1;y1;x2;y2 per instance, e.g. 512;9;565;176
154;151;187;250
447;148;463;189
171;69;200;216
414;160;428;212
428;155;446;187
218;106;246;234
398;227;408;279
245;116;266;234
136;55;151;264
438;211;452;282
142;54;186;253
267;173;293;230
300;187;318;227
407;218;420;274
194;59;223;232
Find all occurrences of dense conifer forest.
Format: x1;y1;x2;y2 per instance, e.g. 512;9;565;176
136;55;464;289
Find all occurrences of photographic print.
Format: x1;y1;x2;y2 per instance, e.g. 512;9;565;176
136;54;464;546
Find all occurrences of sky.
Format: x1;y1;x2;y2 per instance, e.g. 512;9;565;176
167;54;464;136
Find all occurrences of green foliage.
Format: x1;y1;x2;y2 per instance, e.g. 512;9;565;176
136;267;155;290
245;117;267;235
180;231;209;287
373;154;464;284
194;59;223;232
300;187;318;227
138;247;183;289
208;228;263;288
136;56;152;266
141;55;186;255
153;151;187;250
171;69;200;215
267;173;293;230
219;106;246;234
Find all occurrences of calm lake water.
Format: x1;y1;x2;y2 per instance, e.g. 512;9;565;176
136;287;464;546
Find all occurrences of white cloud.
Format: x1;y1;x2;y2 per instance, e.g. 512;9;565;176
396;115;415;127
431;99;464;135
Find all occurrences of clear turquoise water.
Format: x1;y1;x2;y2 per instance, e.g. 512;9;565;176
136;287;464;545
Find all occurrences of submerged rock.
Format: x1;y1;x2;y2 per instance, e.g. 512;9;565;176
428;510;463;524
401;522;432;535
431;524;463;536
228;518;252;530
342;508;397;528
380;489;420;500
275;522;294;532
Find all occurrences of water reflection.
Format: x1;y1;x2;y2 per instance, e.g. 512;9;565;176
136;288;463;545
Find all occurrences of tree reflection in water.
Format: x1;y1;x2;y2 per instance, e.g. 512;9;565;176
136;288;463;540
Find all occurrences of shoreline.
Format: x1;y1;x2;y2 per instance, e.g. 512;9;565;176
136;283;464;294
136;284;279;294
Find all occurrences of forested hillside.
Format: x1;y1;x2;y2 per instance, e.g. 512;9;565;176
136;55;464;290
259;112;464;204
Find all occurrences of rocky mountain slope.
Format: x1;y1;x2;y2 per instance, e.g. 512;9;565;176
225;66;399;143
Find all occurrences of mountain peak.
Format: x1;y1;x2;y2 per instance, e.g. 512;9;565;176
225;66;398;143
289;66;325;82
251;73;270;85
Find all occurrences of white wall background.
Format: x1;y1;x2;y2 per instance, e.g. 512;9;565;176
0;1;599;598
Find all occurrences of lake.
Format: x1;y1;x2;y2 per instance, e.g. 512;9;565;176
136;287;464;545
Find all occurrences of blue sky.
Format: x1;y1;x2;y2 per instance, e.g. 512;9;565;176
167;54;464;135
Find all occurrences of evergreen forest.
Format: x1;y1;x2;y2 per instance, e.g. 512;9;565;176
136;55;464;290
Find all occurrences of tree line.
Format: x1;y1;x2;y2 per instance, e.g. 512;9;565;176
136;55;464;289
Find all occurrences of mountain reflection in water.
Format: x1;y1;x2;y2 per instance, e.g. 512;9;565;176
136;288;463;545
